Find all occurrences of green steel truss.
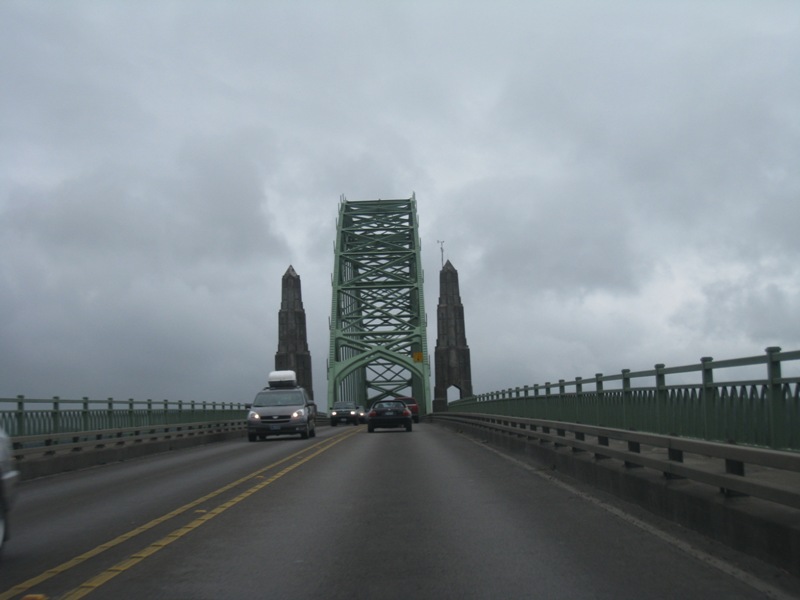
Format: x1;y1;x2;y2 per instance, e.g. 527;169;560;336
327;195;431;414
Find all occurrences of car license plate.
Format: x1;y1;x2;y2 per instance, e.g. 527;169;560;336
270;424;281;430
385;411;394;415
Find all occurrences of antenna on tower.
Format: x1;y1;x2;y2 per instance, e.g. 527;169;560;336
436;240;445;267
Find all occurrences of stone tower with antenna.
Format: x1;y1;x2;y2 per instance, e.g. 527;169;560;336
275;265;314;399
433;260;472;411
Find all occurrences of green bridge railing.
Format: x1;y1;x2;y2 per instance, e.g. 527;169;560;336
0;396;247;438
447;347;800;451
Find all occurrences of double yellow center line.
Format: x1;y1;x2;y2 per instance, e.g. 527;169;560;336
1;428;361;600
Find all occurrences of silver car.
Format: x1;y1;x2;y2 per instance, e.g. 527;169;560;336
247;388;317;441
1;426;20;556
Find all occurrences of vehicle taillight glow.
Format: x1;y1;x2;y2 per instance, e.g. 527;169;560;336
403;409;411;416
368;410;377;417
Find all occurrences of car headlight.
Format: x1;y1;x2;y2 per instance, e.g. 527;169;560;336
248;411;260;421
291;408;306;419
350;410;356;415
331;410;338;416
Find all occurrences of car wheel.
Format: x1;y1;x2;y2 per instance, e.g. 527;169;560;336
300;424;309;439
406;422;412;432
258;434;267;441
367;423;375;433
414;416;419;423
331;421;337;427
248;433;257;442
310;423;317;438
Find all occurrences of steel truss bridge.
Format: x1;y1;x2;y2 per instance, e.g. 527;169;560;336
326;195;431;413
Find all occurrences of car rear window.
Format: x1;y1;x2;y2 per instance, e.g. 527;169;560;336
375;402;404;409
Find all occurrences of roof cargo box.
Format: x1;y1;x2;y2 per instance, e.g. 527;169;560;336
268;370;298;389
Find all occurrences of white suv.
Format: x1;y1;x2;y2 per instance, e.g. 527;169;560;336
1;426;20;556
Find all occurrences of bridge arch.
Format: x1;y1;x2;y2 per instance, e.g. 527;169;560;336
326;195;431;412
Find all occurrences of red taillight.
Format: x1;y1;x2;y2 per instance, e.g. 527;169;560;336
368;410;377;417
403;409;411;417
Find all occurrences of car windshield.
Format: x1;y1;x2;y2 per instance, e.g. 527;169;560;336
253;390;305;407
333;402;356;409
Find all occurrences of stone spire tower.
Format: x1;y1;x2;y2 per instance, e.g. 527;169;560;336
433;260;472;411
275;265;313;399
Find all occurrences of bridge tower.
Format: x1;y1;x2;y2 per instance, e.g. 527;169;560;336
327;195;431;415
275;265;314;399
433;260;473;411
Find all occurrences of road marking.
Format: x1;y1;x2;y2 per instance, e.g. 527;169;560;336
463;434;798;600
61;428;361;599
0;429;361;600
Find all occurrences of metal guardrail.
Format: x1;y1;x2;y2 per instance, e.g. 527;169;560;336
11;419;246;460
448;347;800;450
434;412;800;512
0;396;247;438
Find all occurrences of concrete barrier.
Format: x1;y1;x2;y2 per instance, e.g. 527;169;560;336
432;415;800;579
17;429;246;480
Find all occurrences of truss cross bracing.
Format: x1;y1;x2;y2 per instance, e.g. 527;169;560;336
327;195;431;415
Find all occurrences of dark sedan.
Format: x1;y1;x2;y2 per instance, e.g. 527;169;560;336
330;402;360;426
367;400;412;433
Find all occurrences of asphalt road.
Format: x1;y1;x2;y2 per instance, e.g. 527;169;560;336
2;423;799;600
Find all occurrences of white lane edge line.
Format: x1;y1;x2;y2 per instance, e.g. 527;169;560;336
463;434;798;600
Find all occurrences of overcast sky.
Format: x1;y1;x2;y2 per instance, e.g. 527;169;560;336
1;1;798;407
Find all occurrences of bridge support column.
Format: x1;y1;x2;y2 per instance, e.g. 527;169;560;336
275;265;314;399
433;260;473;411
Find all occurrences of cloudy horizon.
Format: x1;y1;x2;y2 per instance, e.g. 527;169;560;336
1;1;798;406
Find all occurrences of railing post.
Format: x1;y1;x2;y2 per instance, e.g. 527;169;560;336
655;364;667;434
595;375;609;460
621;370;631;429
574;377;585;451
765;346;784;449
106;398;113;431
625;440;642;468
52;396;60;435
555;379;567;443
16;395;25;437
701;357;715;441
545;382;552;420
595;374;604;426
82;397;90;433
